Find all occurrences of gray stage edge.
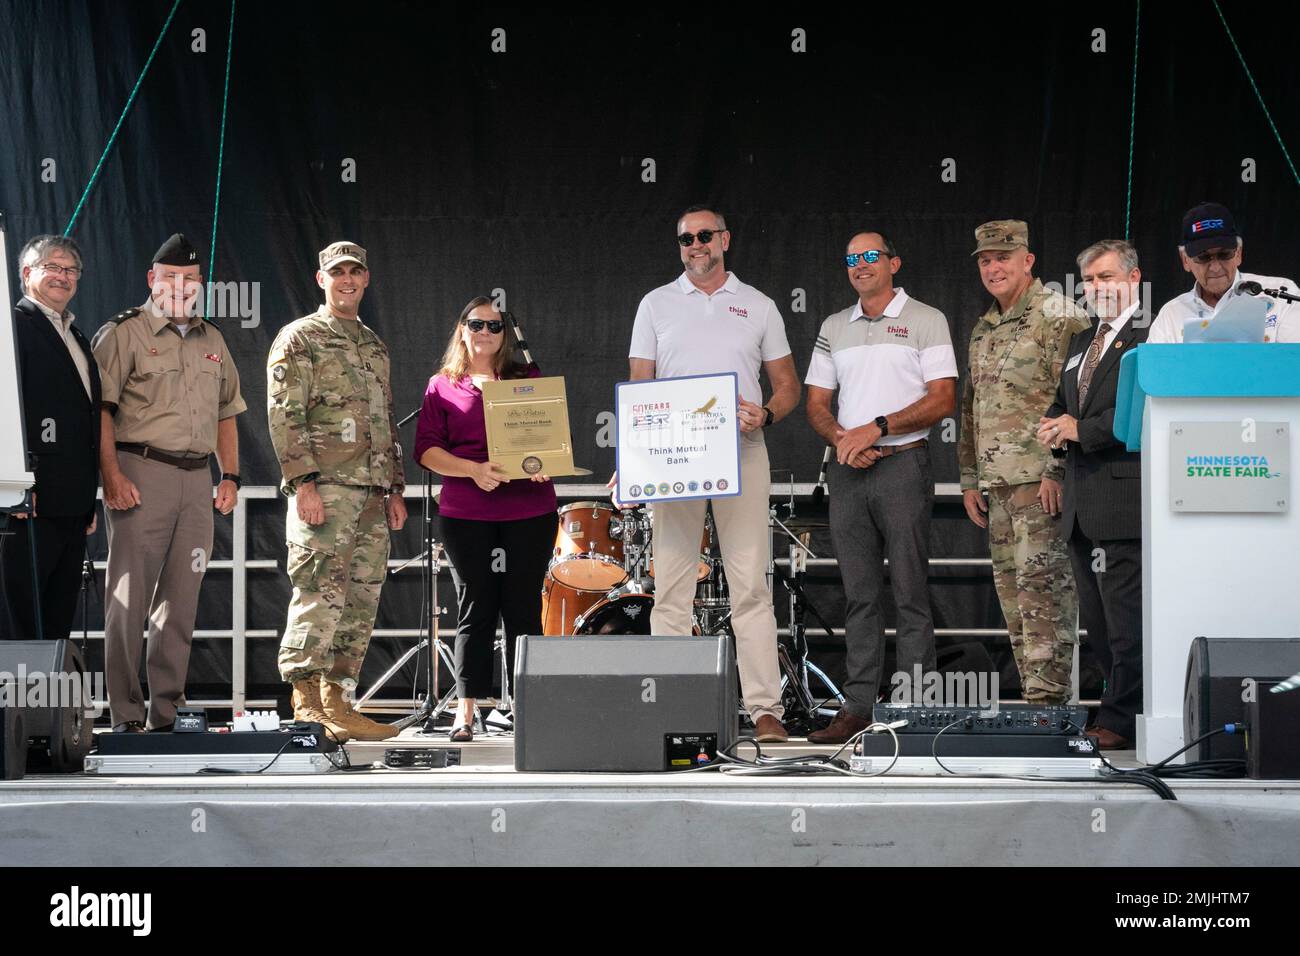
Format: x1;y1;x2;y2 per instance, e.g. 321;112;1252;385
2;774;1298;866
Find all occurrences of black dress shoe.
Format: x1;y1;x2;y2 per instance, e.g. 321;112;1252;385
112;721;146;733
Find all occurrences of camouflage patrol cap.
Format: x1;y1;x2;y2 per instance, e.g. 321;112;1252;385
319;241;367;271
971;220;1029;256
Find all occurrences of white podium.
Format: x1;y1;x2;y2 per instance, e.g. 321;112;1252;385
1114;344;1300;763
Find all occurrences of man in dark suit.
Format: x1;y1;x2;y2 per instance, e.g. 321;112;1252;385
1;235;101;641
1038;239;1146;749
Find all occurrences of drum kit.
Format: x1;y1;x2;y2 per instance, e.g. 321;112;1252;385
541;501;721;637
539;489;844;732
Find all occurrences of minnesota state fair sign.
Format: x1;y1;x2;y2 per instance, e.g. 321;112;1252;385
1168;421;1290;513
616;372;741;504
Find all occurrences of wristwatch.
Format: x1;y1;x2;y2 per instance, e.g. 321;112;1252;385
875;415;890;437
762;406;775;428
221;473;242;489
298;472;321;489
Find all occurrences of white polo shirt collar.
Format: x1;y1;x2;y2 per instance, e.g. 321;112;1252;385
850;288;909;323
675;271;740;297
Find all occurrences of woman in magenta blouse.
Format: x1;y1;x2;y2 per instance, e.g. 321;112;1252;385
415;296;557;741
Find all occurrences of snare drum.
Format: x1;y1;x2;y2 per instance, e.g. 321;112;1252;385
549;501;628;591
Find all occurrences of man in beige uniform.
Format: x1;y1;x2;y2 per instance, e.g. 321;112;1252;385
92;234;246;732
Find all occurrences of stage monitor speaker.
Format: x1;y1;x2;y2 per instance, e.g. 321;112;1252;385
1246;683;1300;780
514;633;737;772
0;639;93;772
1;705;25;780
1184;637;1300;762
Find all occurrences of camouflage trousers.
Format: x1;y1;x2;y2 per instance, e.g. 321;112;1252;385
986;483;1077;703
277;484;390;684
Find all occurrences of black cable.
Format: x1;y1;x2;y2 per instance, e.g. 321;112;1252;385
930;717;1179;799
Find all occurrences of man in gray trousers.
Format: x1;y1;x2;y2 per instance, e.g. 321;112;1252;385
804;231;958;742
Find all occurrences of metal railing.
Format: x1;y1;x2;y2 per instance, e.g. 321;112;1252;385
76;483;1001;712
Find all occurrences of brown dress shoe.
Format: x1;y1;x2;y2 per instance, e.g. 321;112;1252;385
807;710;872;744
753;715;788;743
1084;726;1132;750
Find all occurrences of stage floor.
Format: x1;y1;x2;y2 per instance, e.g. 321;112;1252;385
2;729;1298;866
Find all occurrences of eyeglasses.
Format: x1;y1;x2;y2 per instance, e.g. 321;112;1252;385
1192;250;1237;265
845;250;891;267
465;319;504;334
39;262;82;279
677;229;726;247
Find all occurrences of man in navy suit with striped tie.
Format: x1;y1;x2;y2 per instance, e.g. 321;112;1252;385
1038;239;1147;750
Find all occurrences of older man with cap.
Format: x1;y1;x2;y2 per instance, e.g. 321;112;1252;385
1148;202;1300;344
959;220;1090;704
93;233;246;733
267;241;406;742
2;235;101;642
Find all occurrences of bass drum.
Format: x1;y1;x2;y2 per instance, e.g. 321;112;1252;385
573;593;655;635
541;576;607;636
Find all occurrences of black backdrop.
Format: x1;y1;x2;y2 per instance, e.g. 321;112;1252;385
2;1;1298;706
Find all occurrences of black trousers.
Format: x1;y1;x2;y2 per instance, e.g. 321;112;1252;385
440;511;557;699
1;515;90;642
1067;527;1143;740
828;448;938;716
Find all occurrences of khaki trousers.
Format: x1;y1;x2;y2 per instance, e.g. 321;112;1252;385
650;439;783;720
104;451;214;729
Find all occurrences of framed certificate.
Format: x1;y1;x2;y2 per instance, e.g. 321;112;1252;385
615;372;741;504
482;376;588;479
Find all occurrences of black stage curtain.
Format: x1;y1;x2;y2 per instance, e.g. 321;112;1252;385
3;2;1297;704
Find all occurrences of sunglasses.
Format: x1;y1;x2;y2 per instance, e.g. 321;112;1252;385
1192;249;1237;265
845;250;890;267
465;319;505;334
677;229;725;247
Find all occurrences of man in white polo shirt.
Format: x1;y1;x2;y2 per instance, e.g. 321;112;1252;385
804;231;957;743
1148;202;1300;343
620;205;802;742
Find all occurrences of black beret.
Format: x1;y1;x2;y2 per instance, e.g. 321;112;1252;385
152;233;200;267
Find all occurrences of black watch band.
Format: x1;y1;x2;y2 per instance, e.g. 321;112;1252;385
875;415;889;437
762;406;775;428
221;473;242;489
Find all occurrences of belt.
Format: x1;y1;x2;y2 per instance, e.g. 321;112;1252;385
117;443;210;470
871;438;928;458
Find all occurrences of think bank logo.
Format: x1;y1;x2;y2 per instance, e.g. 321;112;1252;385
1185;454;1281;479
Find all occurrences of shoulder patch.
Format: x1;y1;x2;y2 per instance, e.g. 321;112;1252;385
108;308;142;325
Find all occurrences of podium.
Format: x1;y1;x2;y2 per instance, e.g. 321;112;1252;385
1114;344;1300;763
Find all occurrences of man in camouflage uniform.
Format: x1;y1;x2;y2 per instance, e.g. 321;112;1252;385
267;241;406;741
958;220;1090;704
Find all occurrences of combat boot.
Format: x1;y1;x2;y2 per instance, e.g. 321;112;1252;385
320;679;399;741
291;678;351;743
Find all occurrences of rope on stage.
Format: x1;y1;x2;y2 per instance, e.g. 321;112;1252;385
1123;0;1140;240
1212;0;1300;189
206;0;238;318
62;0;184;237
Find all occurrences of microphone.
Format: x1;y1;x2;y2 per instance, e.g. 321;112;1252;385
1236;280;1263;296
812;446;832;505
502;310;537;369
1234;279;1300;303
